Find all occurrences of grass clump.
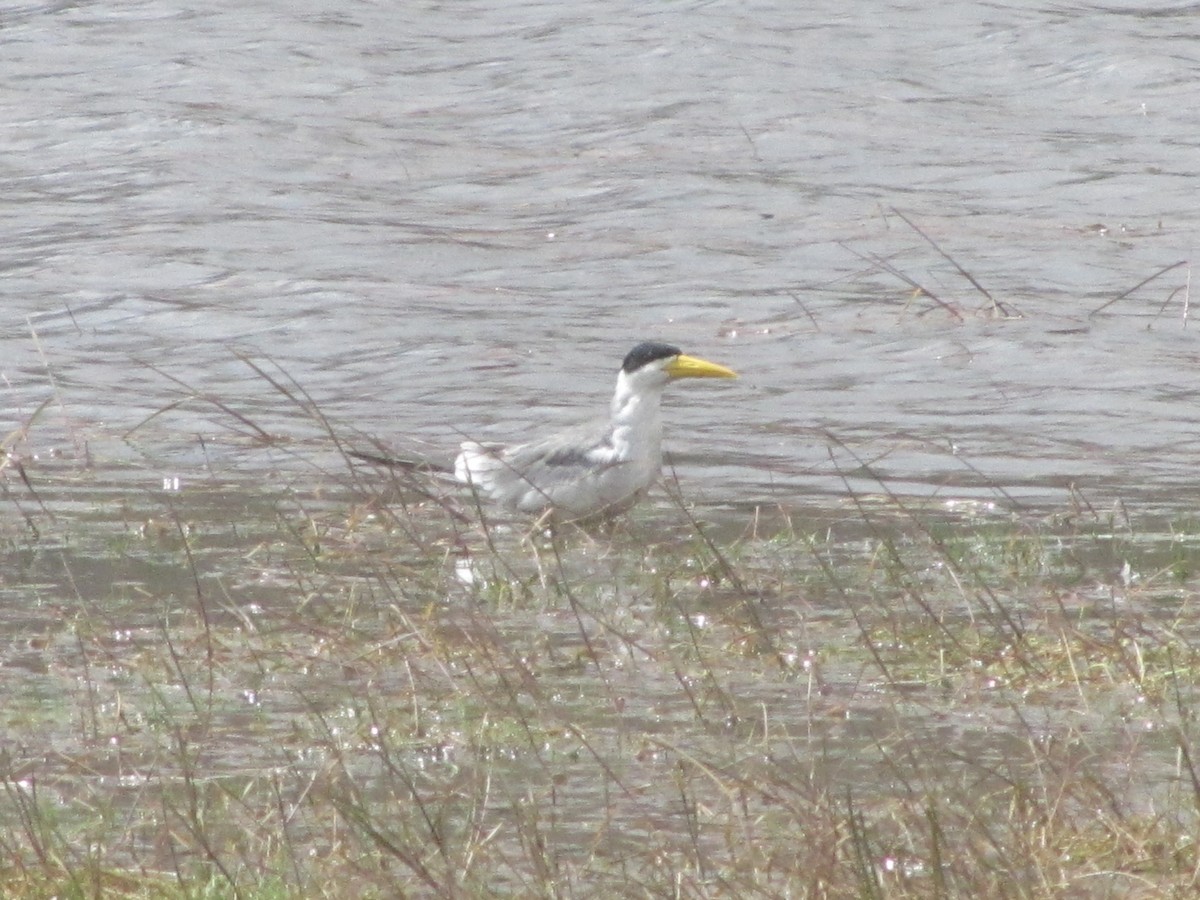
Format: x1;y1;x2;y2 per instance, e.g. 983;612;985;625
3;392;1200;898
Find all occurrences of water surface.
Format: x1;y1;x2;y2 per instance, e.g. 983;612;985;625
4;0;1199;522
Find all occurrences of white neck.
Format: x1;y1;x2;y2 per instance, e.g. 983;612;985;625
608;369;665;460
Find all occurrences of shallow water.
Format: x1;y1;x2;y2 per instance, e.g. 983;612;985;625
4;0;1199;523
2;463;1193;887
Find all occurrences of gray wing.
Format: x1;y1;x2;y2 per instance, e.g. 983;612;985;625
499;419;623;486
457;418;653;517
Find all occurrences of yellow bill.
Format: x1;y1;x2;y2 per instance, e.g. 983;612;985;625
665;354;738;380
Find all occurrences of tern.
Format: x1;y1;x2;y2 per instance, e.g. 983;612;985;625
454;341;737;521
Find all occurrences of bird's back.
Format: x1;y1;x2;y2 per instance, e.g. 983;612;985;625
455;418;659;520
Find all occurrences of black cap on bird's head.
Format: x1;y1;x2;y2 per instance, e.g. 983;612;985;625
621;342;683;374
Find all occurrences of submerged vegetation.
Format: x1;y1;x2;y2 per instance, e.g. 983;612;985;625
3;232;1198;895
2;387;1199;899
